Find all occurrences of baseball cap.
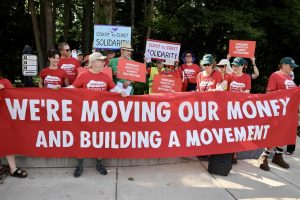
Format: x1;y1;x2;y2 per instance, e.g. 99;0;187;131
88;52;106;66
231;57;245;66
280;57;299;68
200;54;214;65
120;42;133;51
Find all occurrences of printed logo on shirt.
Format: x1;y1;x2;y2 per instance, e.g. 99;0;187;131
86;80;107;91
284;80;297;89
230;81;246;92
184;69;196;78
61;64;75;76
44;75;61;89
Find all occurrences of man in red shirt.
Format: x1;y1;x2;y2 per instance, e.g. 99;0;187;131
259;57;299;171
67;52;125;177
58;43;81;84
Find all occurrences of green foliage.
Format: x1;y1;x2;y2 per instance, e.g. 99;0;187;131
1;0;300;92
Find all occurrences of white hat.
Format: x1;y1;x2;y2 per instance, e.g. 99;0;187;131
217;59;233;74
163;59;175;66
120;42;133;51
88;52;106;66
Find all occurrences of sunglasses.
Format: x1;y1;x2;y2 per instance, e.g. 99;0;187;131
64;49;71;52
218;65;226;68
203;64;211;66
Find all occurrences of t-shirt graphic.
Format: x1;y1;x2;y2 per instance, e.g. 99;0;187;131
86;80;107;91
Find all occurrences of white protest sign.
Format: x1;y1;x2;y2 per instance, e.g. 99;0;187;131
145;39;181;61
22;54;38;76
93;25;131;49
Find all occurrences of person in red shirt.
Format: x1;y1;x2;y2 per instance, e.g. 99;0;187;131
225;57;251;93
39;49;69;88
258;57;299;172
67;52;125;178
196;54;223;92
161;60;181;79
179;51;201;91
221;57;251;164
58;43;81;84
0;77;27;178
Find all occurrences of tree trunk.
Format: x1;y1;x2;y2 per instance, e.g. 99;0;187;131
63;0;71;42
146;0;154;39
40;0;46;61
28;0;44;70
131;0;135;32
45;0;55;50
82;0;94;54
94;0;113;25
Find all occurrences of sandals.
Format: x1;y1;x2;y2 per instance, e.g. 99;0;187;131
10;168;27;178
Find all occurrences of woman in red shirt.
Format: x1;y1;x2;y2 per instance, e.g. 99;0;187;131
259;57;299;171
179;51;201;91
196;54;223;92
0;77;27;178
39;49;69;88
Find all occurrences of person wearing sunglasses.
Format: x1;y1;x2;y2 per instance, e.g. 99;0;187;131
196;54;223;92
58;42;81;84
179;51;201;91
162;60;181;78
220;57;251;164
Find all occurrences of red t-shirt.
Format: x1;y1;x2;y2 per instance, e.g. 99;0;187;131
196;70;223;91
179;64;201;83
40;67;68;88
77;67;89;77
72;70;115;91
58;57;81;84
267;71;297;91
226;73;251;92
0;78;13;88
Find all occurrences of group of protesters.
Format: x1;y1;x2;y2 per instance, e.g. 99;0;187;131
0;41;299;179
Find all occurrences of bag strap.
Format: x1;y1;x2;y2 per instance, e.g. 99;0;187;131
203;70;215;91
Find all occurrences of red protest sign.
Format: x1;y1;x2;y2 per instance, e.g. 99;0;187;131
118;58;146;82
229;40;256;58
152;75;182;93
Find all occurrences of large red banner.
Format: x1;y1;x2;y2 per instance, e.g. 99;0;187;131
0;88;299;158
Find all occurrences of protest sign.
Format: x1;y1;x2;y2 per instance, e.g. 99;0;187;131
152;75;182;93
145;39;181;61
229;40;256;58
118;58;146;82
94;25;131;49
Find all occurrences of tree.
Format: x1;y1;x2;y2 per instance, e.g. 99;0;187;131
63;0;71;42
28;0;44;70
82;0;93;54
45;0;55;50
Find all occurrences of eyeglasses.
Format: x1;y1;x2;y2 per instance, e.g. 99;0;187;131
203;64;211;66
